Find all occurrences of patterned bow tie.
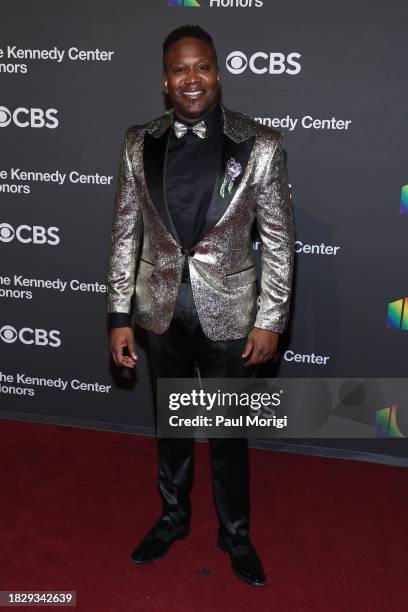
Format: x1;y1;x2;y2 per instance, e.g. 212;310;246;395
173;119;207;139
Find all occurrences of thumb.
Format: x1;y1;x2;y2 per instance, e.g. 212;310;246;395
127;335;138;360
242;337;253;359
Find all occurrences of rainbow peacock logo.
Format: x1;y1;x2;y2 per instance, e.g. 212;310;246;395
168;0;201;6
386;298;408;330
400;185;408;214
376;405;405;438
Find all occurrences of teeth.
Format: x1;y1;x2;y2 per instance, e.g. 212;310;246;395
183;91;204;97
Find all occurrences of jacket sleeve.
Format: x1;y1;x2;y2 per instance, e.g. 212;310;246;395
106;128;143;328
254;133;295;334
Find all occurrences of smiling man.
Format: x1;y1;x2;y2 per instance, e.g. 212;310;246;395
107;25;295;587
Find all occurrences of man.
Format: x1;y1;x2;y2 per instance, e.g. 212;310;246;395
107;25;294;587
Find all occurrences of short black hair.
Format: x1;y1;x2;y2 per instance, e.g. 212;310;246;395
162;24;218;71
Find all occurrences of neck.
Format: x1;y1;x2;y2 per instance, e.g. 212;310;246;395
175;99;220;124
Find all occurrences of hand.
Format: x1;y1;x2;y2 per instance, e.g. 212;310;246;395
242;327;280;367
110;327;138;368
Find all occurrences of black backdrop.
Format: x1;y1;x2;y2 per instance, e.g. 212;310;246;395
1;0;407;463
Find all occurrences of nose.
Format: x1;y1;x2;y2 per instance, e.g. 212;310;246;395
184;68;201;84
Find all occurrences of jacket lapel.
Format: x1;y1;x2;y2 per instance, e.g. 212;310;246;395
143;112;181;244
192;105;256;246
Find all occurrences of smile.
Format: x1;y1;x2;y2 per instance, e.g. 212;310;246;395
182;91;205;99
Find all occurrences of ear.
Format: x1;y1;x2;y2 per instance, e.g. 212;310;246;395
162;72;168;94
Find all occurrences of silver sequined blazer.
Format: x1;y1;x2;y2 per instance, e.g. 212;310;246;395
107;104;295;341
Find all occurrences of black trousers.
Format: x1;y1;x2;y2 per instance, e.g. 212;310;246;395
144;278;253;547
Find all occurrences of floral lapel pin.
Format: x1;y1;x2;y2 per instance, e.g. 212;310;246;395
219;157;242;198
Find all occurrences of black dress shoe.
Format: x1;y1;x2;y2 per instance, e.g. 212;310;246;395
130;516;190;565
218;534;266;587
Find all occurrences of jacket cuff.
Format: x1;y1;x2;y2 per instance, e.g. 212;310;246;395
108;312;131;329
253;309;286;334
253;321;284;334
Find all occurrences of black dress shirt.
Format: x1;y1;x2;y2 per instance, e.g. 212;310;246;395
165;102;223;251
109;102;224;330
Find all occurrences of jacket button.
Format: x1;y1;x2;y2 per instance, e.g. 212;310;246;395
180;248;195;256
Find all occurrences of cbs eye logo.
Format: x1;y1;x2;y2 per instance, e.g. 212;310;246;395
0;106;12;127
0;223;60;245
0;325;62;347
0;105;58;128
226;51;302;75
225;51;248;74
0;223;14;242
0;326;18;344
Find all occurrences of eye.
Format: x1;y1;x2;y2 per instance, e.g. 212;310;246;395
199;64;211;71
173;66;185;73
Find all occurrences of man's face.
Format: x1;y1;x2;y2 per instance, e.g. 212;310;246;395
163;37;220;122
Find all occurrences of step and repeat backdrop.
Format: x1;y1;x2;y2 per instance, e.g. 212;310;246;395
1;1;407;459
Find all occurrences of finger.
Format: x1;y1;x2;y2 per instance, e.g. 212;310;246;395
245;347;264;367
118;356;134;368
242;338;254;359
127;336;138;361
114;348;127;367
122;356;136;368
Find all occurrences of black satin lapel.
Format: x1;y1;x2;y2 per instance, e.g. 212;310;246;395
143;128;180;244
193;133;256;246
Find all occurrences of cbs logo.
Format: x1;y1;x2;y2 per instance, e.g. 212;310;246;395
0;106;59;129
226;51;301;75
0;325;62;348
0;223;60;245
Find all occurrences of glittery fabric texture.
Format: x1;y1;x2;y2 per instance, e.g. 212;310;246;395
106;105;295;341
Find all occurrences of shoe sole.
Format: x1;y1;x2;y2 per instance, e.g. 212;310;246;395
129;528;190;565
217;538;266;587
